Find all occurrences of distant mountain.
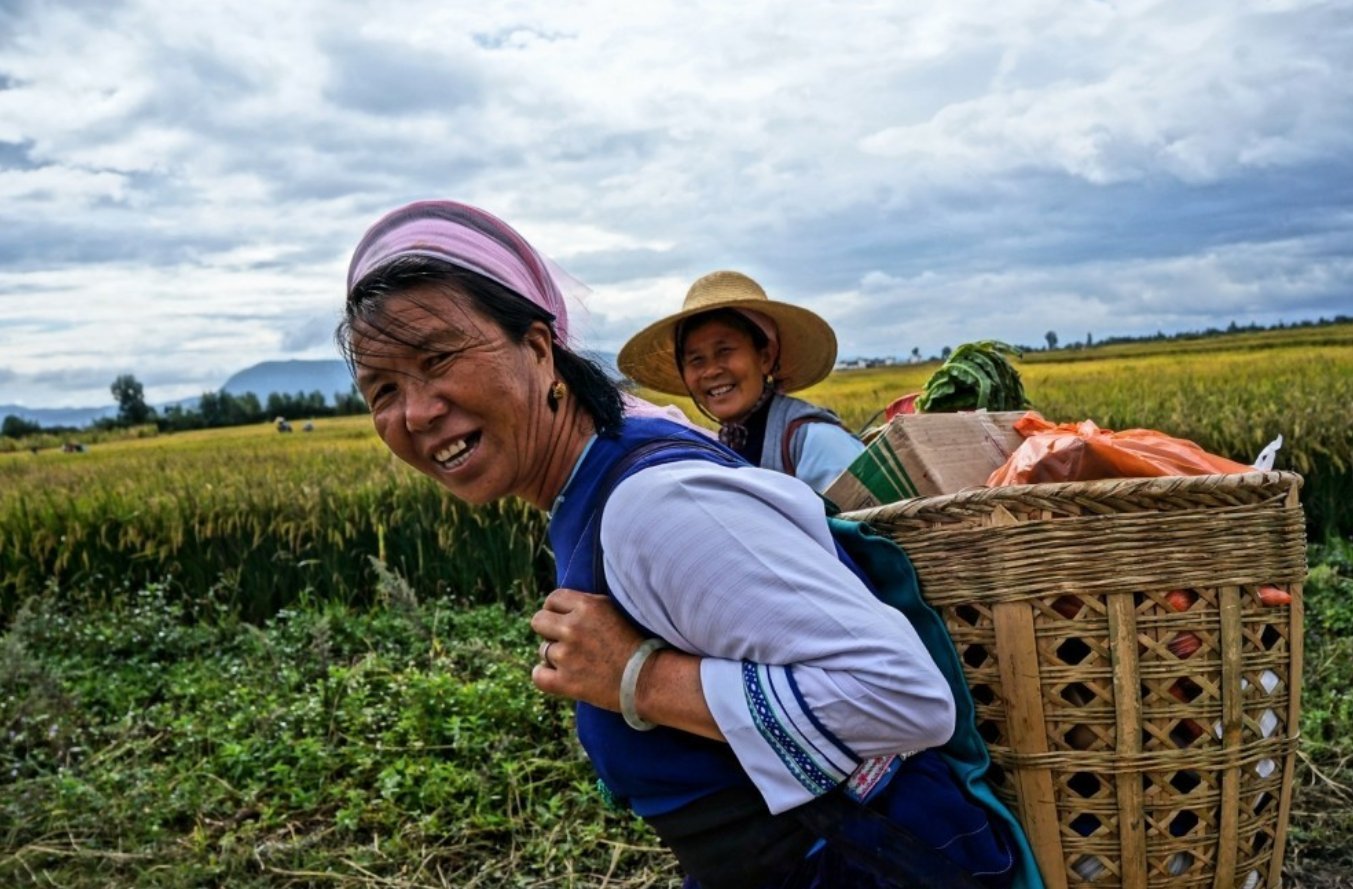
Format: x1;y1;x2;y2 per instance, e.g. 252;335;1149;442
220;354;618;402
222;352;620;393
1;396;204;430
0;403;118;429
222;360;355;403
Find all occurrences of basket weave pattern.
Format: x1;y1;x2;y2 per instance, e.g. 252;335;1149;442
847;472;1306;889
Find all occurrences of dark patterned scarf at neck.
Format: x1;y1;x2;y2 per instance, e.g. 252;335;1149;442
717;384;776;452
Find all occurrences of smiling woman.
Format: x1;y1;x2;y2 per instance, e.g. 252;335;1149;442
347;277;593;507
338;201;635;508
618;271;865;494
336;200;1041;889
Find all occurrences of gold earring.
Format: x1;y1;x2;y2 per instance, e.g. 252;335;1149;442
547;380;567;412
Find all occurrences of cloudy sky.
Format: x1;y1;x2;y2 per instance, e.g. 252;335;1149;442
2;0;1350;408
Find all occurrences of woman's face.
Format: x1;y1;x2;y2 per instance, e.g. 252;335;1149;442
679;317;775;422
351;286;559;507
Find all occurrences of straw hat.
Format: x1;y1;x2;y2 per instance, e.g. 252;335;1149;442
618;271;838;395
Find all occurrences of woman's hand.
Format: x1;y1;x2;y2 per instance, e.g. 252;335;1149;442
530;588;643;711
531;588;725;741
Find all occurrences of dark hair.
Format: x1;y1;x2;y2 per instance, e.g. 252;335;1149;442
337;256;624;436
674;308;771;377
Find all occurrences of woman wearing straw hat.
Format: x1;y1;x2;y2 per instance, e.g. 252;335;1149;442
618;271;865;494
340;201;1038;889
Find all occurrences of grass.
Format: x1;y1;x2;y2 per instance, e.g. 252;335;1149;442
0;573;680;888
1285;537;1353;888
4;323;1349;623
0;423;161;455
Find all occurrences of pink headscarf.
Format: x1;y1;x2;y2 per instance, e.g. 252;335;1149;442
347;200;571;342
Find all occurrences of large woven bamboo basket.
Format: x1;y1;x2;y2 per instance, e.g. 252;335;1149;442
844;471;1306;889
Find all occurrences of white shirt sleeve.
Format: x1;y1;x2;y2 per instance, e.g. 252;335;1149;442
598;460;955;814
620;393;717;438
794;422;866;493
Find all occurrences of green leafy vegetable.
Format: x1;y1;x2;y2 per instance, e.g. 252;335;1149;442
916;340;1031;412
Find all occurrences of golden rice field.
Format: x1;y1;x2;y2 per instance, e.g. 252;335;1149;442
658;328;1353;540
2;324;1350;620
816;344;1350;470
0;420;549;620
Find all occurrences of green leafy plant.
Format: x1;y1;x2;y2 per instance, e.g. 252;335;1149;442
0;584;678;887
915;340;1031;412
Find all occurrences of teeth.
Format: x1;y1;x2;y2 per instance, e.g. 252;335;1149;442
434;439;468;463
708;384;735;397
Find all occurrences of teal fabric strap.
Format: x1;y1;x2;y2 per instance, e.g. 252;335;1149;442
829;515;1047;889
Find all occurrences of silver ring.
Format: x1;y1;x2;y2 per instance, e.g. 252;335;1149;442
538;640;555;668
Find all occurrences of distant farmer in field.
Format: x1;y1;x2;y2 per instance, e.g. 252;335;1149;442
338;200;1039;889
619;271;864;493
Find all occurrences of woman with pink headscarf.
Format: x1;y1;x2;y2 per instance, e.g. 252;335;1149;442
338;200;1034;889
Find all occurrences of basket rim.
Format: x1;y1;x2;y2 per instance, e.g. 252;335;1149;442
841;470;1303;522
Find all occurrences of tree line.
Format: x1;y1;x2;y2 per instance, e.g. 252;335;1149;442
121;374;369;432
2;374;368;440
1038;313;1351;353
156;387;369;431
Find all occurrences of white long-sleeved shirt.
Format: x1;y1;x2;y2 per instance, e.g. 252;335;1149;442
599;459;955;814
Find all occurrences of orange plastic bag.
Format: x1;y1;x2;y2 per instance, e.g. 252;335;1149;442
987;413;1253;486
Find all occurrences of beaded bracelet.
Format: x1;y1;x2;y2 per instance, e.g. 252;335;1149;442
620;638;669;731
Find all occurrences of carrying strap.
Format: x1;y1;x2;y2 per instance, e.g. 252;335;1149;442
587;436;989;889
780;414;842;477
589;437;741;596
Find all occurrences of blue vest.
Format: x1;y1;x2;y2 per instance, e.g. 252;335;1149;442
761;392;848;478
549;417;752;817
547;417;1043;888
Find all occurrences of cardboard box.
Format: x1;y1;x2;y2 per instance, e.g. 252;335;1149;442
825;410;1032;511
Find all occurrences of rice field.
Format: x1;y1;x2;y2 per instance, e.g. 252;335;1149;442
0;420;549;621
1;323;1350;621
671;324;1353;538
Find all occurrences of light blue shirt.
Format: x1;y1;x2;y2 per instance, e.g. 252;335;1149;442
796;422;866;493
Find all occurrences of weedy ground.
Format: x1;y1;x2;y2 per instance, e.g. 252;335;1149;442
1;577;680;887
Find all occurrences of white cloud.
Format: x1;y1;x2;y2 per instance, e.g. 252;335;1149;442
0;258;341;405
0;0;1349;407
825;235;1353;360
859;1;1353;187
0;165;129;203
